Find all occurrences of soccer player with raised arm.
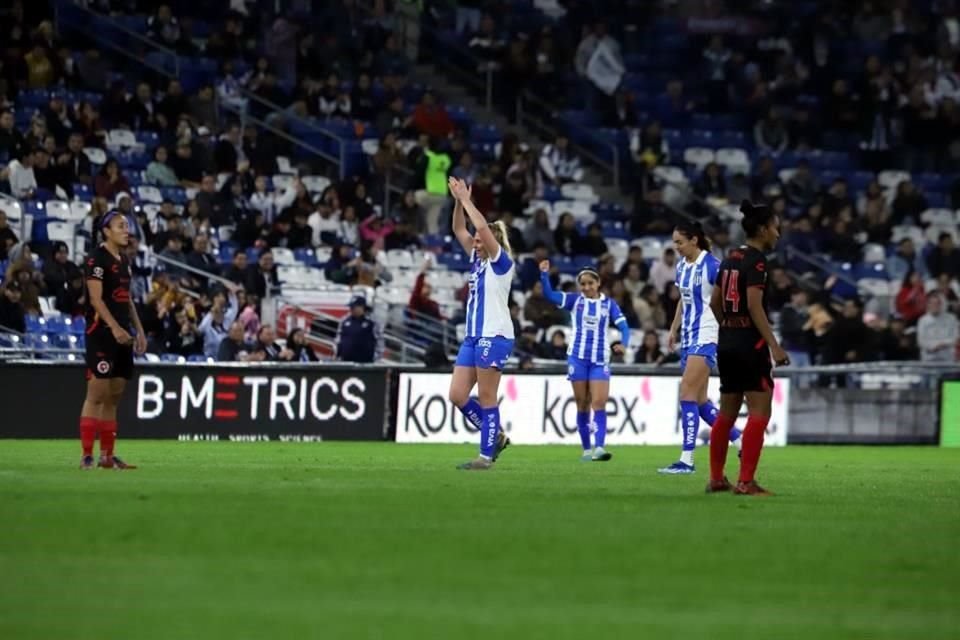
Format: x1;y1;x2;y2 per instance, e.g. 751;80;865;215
659;221;742;475
447;177;515;470
79;210;147;469
538;261;629;461
707;201;790;496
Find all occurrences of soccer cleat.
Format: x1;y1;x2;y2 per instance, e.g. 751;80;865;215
457;457;493;471
592;447;612;462
705;476;733;493
80;455;94;470
492;431;510;462
657;461;695;474
580;452;594;462
98;456;138;470
734;480;773;496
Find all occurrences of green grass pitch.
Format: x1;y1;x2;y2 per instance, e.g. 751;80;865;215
1;441;958;640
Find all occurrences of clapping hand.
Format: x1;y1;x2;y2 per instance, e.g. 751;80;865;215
539;260;550;273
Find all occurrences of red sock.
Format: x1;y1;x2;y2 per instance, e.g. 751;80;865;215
99;420;117;458
709;413;736;482
739;414;769;483
79;417;97;456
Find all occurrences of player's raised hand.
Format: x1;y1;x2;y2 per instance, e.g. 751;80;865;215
539;260;551;272
448;177;468;200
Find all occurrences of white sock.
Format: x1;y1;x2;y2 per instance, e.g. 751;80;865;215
680;450;694;466
733;437;743;450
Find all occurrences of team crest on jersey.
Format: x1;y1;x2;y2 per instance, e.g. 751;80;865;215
96;360;111;375
93;266;104;279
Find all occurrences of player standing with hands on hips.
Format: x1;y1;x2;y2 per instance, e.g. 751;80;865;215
659;221;742;475
79;210;147;469
538;261;629;461
446;177;514;470
707;201;789;495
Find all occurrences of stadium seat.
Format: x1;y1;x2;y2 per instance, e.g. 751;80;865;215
271;247;297;265
160;354;186;363
187;355;213;363
714;148;751;175
683;147;714;170
46;222;75;248
275;156;296;175
294;248;317;266
137;186;163;204
920;208;955;227
106;129;138;149
83;147;107;165
652;165;687;185
560;183;599;204
635;237;665;259
553;200;594;222
430;270;466;290
862;243;886;264
386;249;415;270
878;170;910;192
272;174;295;191
891;225;925;246
925;226;958;244
69;317;86;335
361;139;379;156
45;200;70;220
301;175;331;194
69;201;92;222
51;333;79;350
38;296;58;318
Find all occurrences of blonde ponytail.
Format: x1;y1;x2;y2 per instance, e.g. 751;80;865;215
489;220;513;260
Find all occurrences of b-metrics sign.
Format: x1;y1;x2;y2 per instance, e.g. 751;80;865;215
395;373;789;446
0;363;387;441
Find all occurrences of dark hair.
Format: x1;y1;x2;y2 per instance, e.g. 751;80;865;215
577;268;601;283
674;221;710;251
740;200;776;238
939;232;953;243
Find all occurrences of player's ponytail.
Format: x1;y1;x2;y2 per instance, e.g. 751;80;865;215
740;199;775;238
674;221;711;251
489;220;513;260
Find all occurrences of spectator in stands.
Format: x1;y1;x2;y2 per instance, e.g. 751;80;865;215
43;94;72;143
767;266;794;312
93;159;130;202
336;296;379;363
630;120;670;172
147;5;182;50
0;280;25;333
223;249;247;286
128;82;159;132
917;293;960;362
514;324;540;359
0;211;18;261
217;321;259;362
186;234;219;284
539;134;583;187
611;279;641;328
785;159;819;208
927;232;960;279
159;233;187;281
76;48;109;92
31;146;63;197
862;194;892;244
468;13;506;65
631;186;674;235
162;301;202;357
190;86;217;130
695;162;726;199
157;80;188;132
780;288;813;367
649;247;677;295
890;180;928;226
42;240;79;295
824;298;870;367
287;328;320;362
900;84;938;172
255;324;294;362
248;175;296;225
339;206;360;246
375;95;413;138
934;273;960;314
887;237;928;282
145;146;178;187
416;137;450;234
0;110;24;158
214;123;246;174
245;249;279;299
499;158;534;218
896;270;928;325
359;212;395;252
822;218;861;263
654;80;694;129
636;284;667;330
750;156;782;200
412;91;454;140
410;256;443;320
57;132;92;188
521;209;552;254
635;330;665;365
7;147;37;199
24;40;55;89
539;329;568;361
754;107;790;153
524;280;567;330
199;285;239;360
553;212;582;257
581;223;608;258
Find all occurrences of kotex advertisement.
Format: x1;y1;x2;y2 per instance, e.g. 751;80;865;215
395;372;790;446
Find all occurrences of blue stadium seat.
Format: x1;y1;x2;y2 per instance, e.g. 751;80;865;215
160;354;184;363
69;317;86;335
44;316;67;334
25;315;45;334
51;333;78;350
25;334;50;350
0;332;22;348
294;248;317;266
437;253;468;269
854;263;889;281
187;355;211;363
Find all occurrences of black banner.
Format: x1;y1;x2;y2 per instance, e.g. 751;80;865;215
0;363;388;441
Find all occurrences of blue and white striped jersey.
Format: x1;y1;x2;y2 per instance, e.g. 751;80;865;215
465;247;515;339
556;293;628;364
675;250;720;348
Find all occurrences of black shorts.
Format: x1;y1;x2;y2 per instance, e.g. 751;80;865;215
717;341;773;394
85;327;134;380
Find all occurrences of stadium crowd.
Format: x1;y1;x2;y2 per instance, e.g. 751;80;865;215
0;0;957;369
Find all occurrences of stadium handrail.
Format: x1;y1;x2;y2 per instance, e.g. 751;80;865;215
52;0;181;78
354;0;622;189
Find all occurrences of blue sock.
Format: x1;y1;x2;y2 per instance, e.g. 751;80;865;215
594;410;608;449
479;406;500;458
458;397;484;430
576;411;591;451
698;400;740;441
680;400;699;452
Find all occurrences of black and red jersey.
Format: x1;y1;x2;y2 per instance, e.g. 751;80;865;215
717;245;768;347
84;245;132;331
